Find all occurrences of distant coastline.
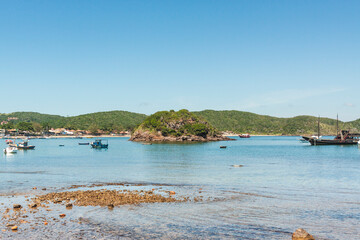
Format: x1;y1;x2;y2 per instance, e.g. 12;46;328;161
1;110;359;137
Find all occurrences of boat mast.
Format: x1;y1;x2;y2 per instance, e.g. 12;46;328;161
318;116;320;138
336;114;339;136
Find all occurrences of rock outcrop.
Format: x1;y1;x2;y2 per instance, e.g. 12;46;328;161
129;109;234;142
130;129;232;142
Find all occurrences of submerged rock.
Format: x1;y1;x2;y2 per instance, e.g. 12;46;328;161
231;165;243;168
292;228;315;240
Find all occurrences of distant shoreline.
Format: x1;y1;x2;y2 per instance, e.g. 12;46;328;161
0;134;313;139
0;134;131;139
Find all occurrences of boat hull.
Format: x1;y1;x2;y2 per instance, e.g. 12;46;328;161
239;135;250;138
17;146;35;149
91;144;108;149
309;139;358;145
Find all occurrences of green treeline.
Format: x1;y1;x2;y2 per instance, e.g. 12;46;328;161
0;110;359;135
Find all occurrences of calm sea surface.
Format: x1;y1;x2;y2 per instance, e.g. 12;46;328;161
0;136;359;239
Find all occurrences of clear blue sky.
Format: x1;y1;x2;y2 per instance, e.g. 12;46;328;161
1;0;359;121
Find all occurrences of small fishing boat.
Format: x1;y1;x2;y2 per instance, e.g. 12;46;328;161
3;147;18;154
10;139;35;150
90;139;108;149
78;142;90;145
239;134;250;138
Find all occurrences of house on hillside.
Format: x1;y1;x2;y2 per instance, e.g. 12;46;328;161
7;117;18;121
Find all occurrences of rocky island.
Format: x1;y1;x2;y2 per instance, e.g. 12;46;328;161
130;109;234;142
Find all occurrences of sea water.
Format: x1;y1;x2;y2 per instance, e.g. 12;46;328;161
0;137;359;239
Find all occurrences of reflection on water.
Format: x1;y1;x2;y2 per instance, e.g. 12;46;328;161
0;137;360;239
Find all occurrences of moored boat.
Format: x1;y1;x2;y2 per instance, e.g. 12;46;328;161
90;139;108;149
309;130;359;145
3;147;18;154
239;134;250;138
10;139;35;150
303;115;360;146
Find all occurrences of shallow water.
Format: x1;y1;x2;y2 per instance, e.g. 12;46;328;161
0;137;359;239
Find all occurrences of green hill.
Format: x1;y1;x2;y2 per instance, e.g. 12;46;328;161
65;111;147;131
0;112;66;128
0;111;146;132
0;110;358;135
194;110;356;135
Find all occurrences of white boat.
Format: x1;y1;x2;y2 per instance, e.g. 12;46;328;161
311;135;322;139
3;147;18;154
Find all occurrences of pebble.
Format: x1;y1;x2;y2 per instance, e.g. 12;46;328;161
11;226;18;231
13;204;22;209
59;214;66;218
30;203;37;208
107;204;114;209
33;187;37;190
44;222;48;225
169;191;176;195
66;203;73;208
42;188;47;191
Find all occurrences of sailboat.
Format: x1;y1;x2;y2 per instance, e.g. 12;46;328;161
306;115;360;145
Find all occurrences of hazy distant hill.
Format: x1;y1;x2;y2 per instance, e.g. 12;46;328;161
194;110;356;135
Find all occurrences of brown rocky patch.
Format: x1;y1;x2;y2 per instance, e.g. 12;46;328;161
34;189;187;207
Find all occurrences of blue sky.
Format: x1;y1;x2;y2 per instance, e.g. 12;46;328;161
1;0;359;121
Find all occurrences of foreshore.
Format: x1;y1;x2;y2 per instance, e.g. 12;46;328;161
0;182;205;238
